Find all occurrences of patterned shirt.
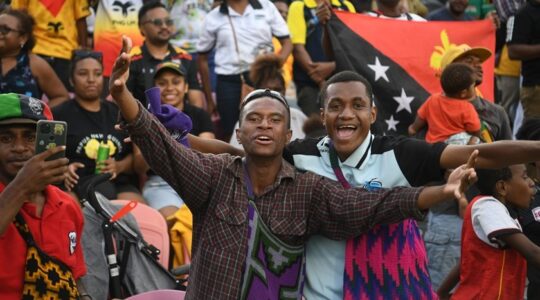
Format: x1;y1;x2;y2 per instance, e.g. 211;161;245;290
127;105;426;300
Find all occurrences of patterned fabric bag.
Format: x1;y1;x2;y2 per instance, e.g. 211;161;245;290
14;214;79;300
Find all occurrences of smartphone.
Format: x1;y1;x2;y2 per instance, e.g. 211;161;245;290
35;120;67;161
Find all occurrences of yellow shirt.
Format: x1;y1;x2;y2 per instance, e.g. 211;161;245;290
12;0;90;59
495;45;521;77
273;37;294;88
288;0;356;45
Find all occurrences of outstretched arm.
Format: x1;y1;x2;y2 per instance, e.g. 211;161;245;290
408;116;426;136
311;151;477;239
440;140;540;169
109;36;219;212
500;232;540;269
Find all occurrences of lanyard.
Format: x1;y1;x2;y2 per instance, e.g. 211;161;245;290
328;136;372;189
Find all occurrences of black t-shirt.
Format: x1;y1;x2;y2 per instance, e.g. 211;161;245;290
52;100;133;180
127;43;201;107
508;1;540;86
184;102;214;136
517;187;540;281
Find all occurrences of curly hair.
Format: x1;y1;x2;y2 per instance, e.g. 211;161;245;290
249;54;285;93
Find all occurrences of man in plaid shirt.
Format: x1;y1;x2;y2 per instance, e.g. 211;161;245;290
109;36;476;300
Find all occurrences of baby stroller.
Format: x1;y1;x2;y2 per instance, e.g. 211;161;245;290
78;174;184;299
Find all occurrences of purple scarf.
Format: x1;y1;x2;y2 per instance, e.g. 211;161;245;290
145;87;192;147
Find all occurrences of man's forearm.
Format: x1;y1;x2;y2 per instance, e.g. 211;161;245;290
292;44;314;73
441;141;540;169
508;44;540;61
277;38;293;65
197;54;213;110
416;185;454;210
112;84;140;123
0;182;28;235
76;18;88;48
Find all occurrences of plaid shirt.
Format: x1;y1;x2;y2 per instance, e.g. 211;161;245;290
127;105;426;300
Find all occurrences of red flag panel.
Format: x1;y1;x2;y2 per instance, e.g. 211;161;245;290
335;11;496;101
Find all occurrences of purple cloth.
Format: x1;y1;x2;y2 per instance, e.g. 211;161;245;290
145;87;192;147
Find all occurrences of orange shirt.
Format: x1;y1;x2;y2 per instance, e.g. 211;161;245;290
417;93;480;143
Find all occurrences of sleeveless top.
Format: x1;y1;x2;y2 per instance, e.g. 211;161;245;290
0;52;42;98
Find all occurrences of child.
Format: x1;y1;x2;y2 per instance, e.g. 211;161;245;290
437;165;540;300
408;63;480;145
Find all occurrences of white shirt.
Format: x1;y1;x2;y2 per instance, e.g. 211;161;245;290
471;196;522;248
197;0;290;75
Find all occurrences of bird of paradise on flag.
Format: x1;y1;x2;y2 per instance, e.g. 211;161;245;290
327;12;495;135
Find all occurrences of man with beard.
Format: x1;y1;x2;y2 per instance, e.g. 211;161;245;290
128;0;205;108
427;0;475;20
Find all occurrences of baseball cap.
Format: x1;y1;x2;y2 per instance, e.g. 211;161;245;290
0;93;53;125
154;61;187;79
440;44;492;71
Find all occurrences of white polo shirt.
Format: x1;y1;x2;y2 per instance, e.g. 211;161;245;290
197;0;290;75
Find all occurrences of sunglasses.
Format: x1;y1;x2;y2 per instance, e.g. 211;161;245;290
72;50;103;62
0;24;21;35
241;88;290;112
143;18;174;27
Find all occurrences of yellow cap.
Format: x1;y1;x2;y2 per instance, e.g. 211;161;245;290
440;44;492;71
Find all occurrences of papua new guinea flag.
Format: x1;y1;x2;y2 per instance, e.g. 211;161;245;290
327;12;495;135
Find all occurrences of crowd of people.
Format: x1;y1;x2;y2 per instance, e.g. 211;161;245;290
0;0;539;299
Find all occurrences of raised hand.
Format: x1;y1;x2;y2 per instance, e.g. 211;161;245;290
446;150;478;206
315;0;332;25
109;35;133;98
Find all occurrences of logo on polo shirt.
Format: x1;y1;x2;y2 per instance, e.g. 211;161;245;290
68;231;77;255
363;178;382;191
533;207;540;222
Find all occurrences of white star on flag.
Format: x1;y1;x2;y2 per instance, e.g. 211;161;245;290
367;57;389;82
385;115;400;131
393;88;415;113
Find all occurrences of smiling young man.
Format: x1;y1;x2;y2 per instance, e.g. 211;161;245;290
284;71;540;299
108;36;477;300
0;93;89;299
